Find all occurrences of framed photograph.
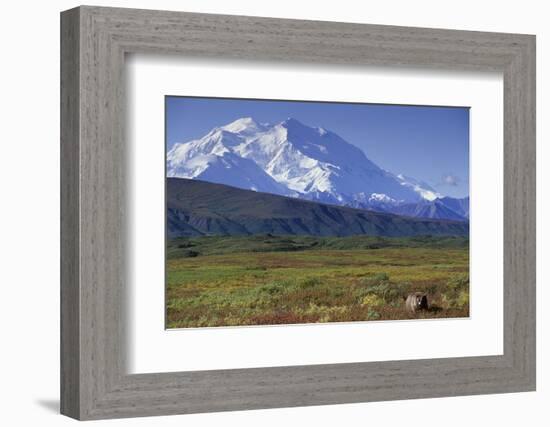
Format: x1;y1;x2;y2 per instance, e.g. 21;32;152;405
61;6;536;420
164;97;471;328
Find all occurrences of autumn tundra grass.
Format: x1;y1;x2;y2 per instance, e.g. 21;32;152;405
166;235;469;328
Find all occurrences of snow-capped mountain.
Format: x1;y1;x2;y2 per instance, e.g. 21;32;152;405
167;117;466;219
395;174;440;202
379;197;469;221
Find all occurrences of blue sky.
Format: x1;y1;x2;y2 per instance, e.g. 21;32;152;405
166;96;469;198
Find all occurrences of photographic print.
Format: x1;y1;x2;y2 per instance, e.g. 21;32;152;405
165;97;470;328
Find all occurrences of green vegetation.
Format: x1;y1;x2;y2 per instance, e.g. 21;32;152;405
166;235;469;328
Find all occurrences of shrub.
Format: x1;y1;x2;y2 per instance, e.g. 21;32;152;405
456;290;470;308
244;265;267;271
177;242;195;248
299;277;322;289
448;273;469;290
255;281;291;296
358;272;389;286
356;280;409;305
367;308;381;320
182;250;199;258
441;274;470;308
373;272;389;282
360;294;385;307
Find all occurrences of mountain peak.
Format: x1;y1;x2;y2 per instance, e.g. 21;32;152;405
221;117;263;134
280;117;305;128
279;118;330;138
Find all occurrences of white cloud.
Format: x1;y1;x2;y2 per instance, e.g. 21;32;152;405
441;174;460;187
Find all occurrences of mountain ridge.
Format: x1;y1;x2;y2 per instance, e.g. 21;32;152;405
167;178;469;239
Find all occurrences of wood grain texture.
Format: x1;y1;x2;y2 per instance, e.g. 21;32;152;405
60;5;536;420
60;7;80;419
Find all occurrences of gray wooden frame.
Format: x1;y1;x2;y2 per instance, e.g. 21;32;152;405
60;5;536;420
